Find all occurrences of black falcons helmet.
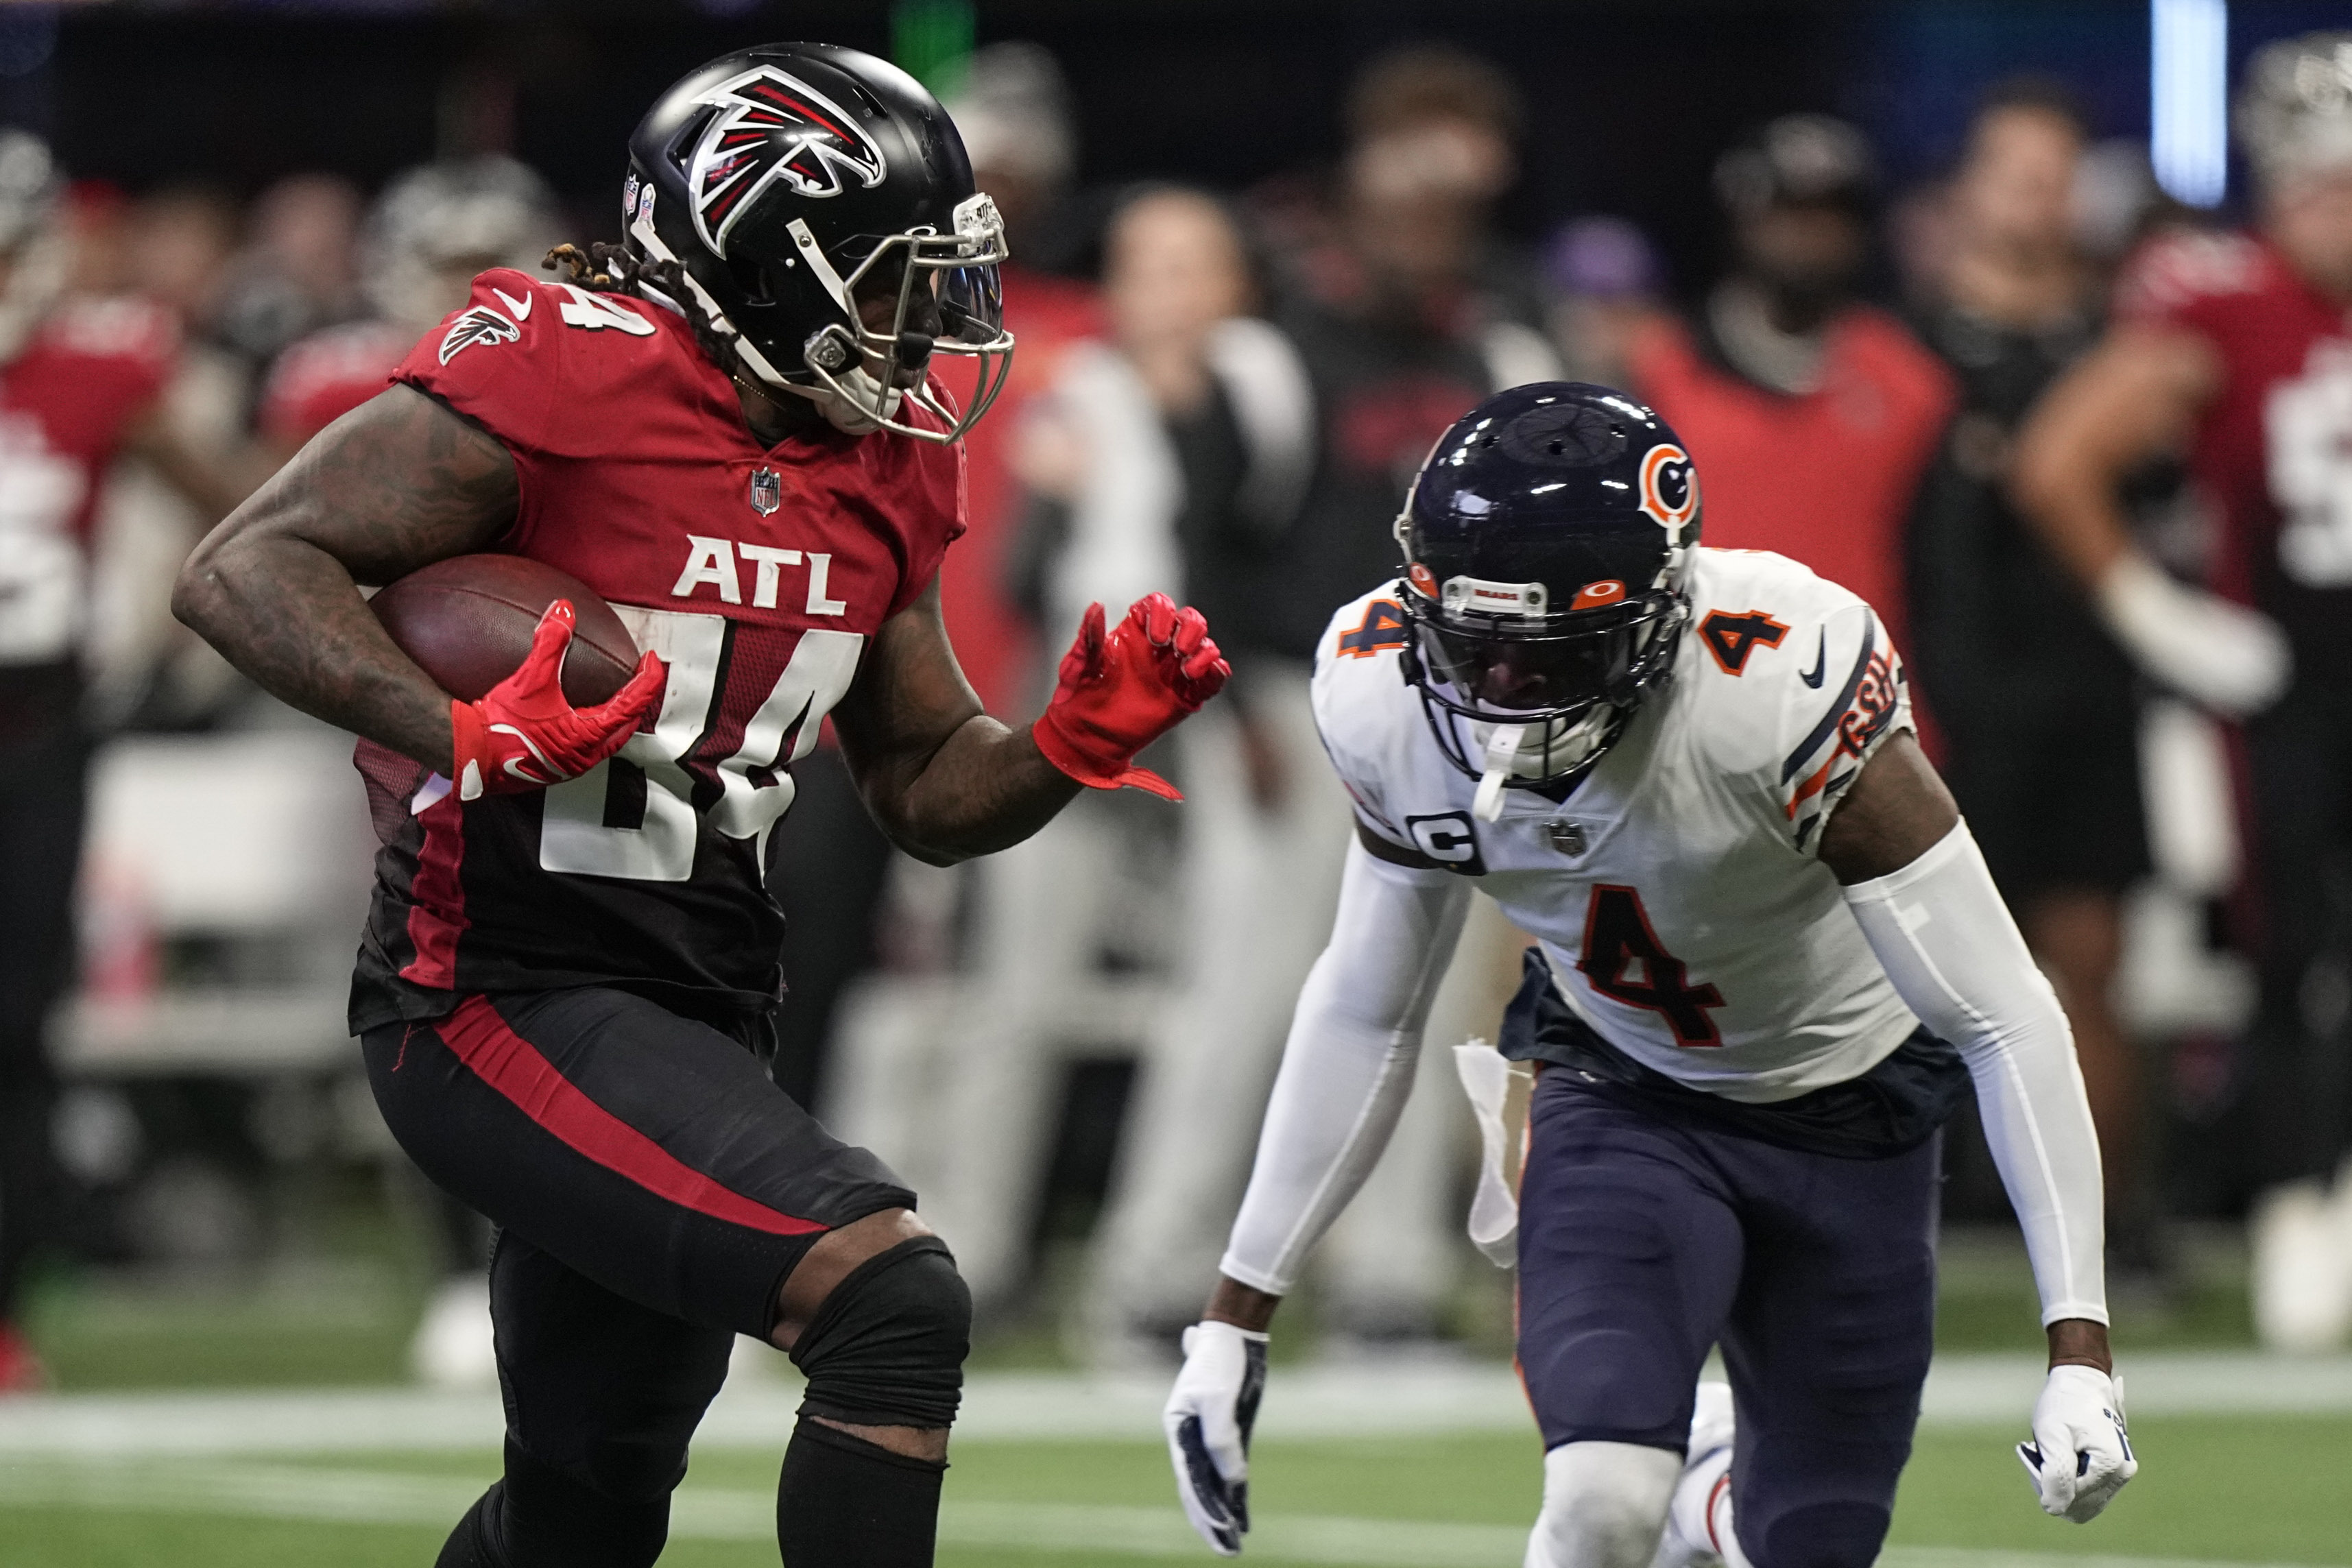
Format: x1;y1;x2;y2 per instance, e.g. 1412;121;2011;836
1395;382;1699;801
624;42;1013;443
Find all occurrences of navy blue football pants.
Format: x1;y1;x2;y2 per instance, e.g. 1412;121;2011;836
1517;1065;1941;1568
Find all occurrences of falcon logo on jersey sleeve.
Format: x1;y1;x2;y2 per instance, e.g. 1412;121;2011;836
1698;610;1789;674
688;66;888;254
438;305;520;365
1778;616;1908;850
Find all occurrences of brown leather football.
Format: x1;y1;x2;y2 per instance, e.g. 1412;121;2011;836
371;554;640;706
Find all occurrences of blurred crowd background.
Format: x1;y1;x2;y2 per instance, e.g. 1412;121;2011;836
4;0;2351;1396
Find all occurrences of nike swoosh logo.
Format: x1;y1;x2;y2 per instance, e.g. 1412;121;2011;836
492;287;532;322
1799;630;1827;688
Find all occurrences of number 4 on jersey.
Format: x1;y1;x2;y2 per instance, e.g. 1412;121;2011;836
555;284;657;337
1338;599;1408;658
1576;884;1726;1046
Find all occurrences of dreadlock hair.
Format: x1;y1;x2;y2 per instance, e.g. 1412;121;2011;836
543;241;743;377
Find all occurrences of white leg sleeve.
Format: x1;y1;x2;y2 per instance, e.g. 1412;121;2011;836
1525;1442;1679;1568
1843;821;2108;1325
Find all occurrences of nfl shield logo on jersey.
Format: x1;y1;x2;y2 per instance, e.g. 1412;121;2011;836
748;468;782;516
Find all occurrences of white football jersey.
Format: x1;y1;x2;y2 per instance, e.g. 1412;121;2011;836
1315;547;1919;1102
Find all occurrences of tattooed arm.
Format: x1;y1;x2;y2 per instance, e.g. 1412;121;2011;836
171;383;519;773
831;577;1082;866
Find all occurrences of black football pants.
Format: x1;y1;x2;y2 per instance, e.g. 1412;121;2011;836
363;988;917;1562
0;716;88;1323
2244;679;2352;1187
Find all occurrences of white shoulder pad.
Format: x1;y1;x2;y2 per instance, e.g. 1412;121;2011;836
1675;549;1913;854
1310;583;1421;845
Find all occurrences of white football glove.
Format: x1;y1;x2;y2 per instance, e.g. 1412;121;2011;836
1164;1320;1269;1556
2098;553;2292;718
2016;1364;2137;1523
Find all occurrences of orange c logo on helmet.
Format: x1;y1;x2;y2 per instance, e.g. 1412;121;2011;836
1408;562;1439;596
1637;443;1699;531
1570;579;1627;611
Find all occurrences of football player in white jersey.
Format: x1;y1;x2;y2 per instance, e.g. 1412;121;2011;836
1161;384;2134;1567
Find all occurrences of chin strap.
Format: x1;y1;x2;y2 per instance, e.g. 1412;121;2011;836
1472;723;1525;821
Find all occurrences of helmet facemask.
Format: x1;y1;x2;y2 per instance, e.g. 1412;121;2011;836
1400;580;1685;818
629;178;1012;444
790;193;1013;441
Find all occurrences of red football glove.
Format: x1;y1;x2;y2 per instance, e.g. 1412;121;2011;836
1032;592;1230;801
450;601;667;802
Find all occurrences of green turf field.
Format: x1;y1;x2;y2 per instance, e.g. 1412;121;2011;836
5;1222;2336;1563
4;1415;2347;1567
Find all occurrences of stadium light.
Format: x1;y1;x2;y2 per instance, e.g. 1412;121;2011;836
2152;0;2229;207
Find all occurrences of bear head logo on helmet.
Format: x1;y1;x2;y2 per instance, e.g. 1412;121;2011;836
623;42;1013;444
1394;382;1699;817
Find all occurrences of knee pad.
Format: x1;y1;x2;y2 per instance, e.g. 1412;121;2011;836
1526;1440;1679;1568
790;1235;970;1430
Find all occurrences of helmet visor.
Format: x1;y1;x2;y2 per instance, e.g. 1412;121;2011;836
1415;618;1624;716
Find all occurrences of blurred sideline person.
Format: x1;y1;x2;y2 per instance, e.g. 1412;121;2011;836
214;172;364;372
1017;188;1336;1360
254;154;562;1390
0;133;256;1392
1539;215;1663;387
173;43;1225;1568
1629;114;1953;660
259;157;560;457
920;187;1317;1323
2015;32;2352;1351
1102;47;1561;1355
1904;84;2161;1275
1164;384;2131;1567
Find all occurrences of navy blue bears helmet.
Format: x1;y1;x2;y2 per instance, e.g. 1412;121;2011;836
1393;382;1700;799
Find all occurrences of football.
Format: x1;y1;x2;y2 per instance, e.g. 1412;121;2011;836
370;553;641;706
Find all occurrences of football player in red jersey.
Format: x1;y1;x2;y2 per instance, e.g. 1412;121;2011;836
257;156;561;461
2015;32;2352;1351
0;133;256;1394
173;43;1226;1568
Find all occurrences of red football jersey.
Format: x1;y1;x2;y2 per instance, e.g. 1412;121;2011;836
1628;307;1954;662
0;297;177;668
259;319;415;449
2115;229;2352;670
350;268;964;1032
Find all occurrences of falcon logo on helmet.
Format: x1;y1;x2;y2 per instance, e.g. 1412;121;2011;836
688;67;888;254
627;44;1013;446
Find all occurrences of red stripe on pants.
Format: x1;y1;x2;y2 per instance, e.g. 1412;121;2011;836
400;789;468;987
436;994;828;1237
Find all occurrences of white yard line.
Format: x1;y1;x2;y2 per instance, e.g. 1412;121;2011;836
0;1351;2344;1457
0;1458;2331;1568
